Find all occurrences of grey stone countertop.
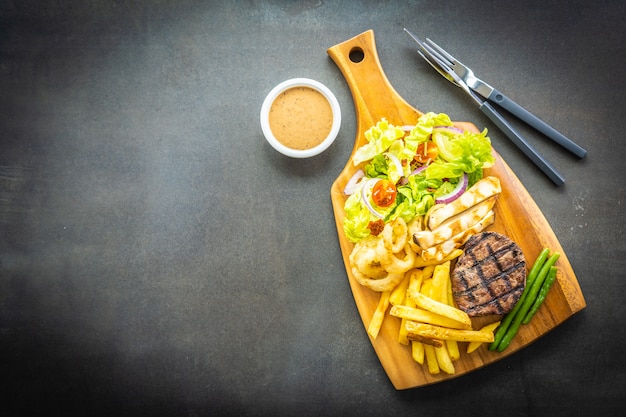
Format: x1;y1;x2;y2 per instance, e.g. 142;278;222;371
1;1;624;416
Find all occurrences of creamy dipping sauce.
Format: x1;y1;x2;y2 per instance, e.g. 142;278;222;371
268;86;333;150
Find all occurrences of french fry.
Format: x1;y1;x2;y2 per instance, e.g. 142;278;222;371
389;272;411;306
437;265;460;360
400;269;429;365
444;296;461;364
407;290;472;328
398;322;410;346
391;305;471;329
421;265;435;281
367;291;391;339
398;270;423;345
431;261;451;304
424;344;440;374
406;322;495;343
420;279;433;298
446;340;460;361
406;333;443;347
435;345;455;374
467;321;501;353
411;341;425;364
422;266;454;373
446;272;457;307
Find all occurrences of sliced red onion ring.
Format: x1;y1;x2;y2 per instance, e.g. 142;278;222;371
410;165;427;176
435;173;468;204
343;169;365;196
361;178;385;219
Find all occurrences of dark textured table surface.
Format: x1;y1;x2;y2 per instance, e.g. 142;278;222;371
1;1;624;416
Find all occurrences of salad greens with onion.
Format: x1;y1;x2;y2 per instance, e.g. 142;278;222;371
342;112;495;243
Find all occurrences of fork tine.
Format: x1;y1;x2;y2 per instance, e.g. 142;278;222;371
417;50;455;83
424;38;456;65
421;43;452;71
403;29;451;71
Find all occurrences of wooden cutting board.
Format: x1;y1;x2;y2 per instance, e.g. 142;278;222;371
327;30;586;390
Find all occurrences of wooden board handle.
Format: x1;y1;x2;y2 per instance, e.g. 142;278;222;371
327;30;423;154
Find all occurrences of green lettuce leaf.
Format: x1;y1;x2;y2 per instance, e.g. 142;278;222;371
425;128;494;183
405;112;454;144
352;119;405;166
343;191;375;242
364;154;389;179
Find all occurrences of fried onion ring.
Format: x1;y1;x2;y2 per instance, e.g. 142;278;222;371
350;236;386;278
348;224;419;291
349;235;410;292
380;243;416;274
354;246;386;278
382;217;408;253
350;264;405;292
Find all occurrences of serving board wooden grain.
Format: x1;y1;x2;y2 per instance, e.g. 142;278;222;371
327;30;586;390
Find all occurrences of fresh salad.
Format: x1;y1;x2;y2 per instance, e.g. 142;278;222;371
342;112;495;243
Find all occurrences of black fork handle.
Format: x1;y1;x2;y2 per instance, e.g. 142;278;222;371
487;89;587;159
480;101;566;186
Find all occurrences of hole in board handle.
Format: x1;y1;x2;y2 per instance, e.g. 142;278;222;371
349;47;364;63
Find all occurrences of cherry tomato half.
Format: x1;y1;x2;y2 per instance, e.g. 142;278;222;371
371;179;397;207
414;141;439;164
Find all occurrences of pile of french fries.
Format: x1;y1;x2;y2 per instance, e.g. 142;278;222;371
366;257;500;375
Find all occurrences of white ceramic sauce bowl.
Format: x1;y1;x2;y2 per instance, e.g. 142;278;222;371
260;78;341;158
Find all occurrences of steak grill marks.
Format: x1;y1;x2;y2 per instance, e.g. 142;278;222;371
453;233;526;315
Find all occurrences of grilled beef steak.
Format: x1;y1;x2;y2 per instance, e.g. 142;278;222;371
451;231;526;317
